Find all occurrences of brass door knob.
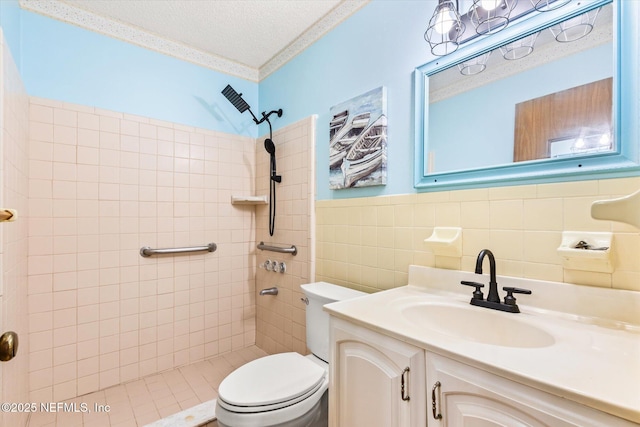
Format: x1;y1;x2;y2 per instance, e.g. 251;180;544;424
0;331;18;362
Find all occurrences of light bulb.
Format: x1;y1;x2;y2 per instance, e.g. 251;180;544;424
574;137;585;149
433;7;457;34
480;0;501;11
599;133;611;146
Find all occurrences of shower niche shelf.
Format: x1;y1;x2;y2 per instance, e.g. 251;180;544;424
231;195;268;205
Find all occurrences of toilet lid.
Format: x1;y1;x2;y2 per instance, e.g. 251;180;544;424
218;352;326;408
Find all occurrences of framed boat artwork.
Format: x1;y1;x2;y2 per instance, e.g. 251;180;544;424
329;86;387;189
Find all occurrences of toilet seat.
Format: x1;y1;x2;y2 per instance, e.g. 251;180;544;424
217;352;327;414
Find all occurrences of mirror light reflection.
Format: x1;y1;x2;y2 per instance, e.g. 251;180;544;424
425;2;613;175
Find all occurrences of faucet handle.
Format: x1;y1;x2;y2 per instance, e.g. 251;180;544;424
502;287;532;306
461;281;484;301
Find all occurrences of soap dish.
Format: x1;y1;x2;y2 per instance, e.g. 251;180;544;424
556;231;613;273
424;227;462;257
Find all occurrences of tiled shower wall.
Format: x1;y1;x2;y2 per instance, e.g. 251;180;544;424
0;30;30;427
27;98;257;402
316;178;640;293
255;116;316;355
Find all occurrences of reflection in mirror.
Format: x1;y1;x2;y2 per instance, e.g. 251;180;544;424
426;3;613;174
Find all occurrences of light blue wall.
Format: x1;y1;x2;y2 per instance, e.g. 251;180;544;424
4;1;465;200
18;10;259;138
260;1;433;200
5;2;623;200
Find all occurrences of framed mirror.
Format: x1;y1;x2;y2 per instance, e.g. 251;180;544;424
414;0;640;190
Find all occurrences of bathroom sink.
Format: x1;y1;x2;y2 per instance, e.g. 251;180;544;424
401;301;555;348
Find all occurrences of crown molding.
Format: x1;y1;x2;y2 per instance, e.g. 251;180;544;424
259;0;369;80
20;0;259;81
19;0;369;83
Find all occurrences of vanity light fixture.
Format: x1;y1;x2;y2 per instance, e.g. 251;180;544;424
549;7;600;42
469;0;517;35
458;51;492;75
425;0;465;56
425;0;580;58
530;0;571;12
499;31;539;59
550;130;613;158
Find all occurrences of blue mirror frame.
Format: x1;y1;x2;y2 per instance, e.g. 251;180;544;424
414;0;639;191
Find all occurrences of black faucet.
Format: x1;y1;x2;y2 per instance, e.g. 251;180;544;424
461;249;531;313
476;249;499;303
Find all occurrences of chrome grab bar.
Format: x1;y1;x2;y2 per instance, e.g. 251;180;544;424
257;241;297;256
140;243;217;257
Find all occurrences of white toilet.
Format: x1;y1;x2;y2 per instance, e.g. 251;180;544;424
215;282;365;427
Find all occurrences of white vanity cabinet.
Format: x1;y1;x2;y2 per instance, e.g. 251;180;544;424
427;351;637;427
326;266;640;426
329;318;638;427
329;317;426;427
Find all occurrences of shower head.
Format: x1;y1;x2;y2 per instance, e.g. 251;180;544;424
221;84;251;114
264;138;276;155
221;83;283;130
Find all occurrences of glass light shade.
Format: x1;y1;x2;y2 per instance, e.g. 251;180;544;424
470;0;516;35
570;131;613;154
530;0;571;12
480;0;502;11
425;0;466;56
458;51;492;75
499;31;539;60
599;133;612;147
549;8;600;42
434;8;457;34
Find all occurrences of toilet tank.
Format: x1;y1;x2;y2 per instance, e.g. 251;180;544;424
300;282;366;363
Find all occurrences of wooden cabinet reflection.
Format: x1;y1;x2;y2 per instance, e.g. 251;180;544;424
513;77;612;162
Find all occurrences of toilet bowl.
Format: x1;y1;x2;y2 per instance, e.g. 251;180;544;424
215;282;365;427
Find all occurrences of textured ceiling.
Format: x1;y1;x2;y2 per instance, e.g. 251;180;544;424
21;0;367;81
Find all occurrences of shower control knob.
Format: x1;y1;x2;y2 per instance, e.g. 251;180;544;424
262;260;273;271
278;262;286;273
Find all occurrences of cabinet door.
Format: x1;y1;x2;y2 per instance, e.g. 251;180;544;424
329;317;426;427
427;352;637;427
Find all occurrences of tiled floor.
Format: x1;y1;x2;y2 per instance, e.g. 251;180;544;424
27;346;267;427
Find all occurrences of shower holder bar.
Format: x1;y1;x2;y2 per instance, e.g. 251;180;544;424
257;241;297;256
140;243;217;257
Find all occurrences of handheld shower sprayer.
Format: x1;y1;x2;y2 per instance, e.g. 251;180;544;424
264;139;281;183
221;84;283;236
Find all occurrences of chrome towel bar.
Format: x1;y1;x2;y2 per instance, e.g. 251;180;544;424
257;241;297;256
140;243;217;257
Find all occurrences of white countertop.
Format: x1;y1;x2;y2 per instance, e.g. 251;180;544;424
324;266;640;424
